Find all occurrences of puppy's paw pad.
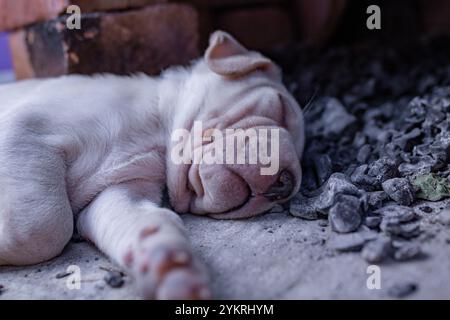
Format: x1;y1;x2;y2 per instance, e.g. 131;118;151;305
152;246;192;277
156;269;211;300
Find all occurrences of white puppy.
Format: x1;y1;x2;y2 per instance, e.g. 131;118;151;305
0;31;304;299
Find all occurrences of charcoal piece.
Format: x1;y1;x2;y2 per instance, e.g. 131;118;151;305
393;243;422;261
329;234;366;252
364;215;382;228
398;160;433;177
351;165;378;191
380;220;421;239
290;173;362;220
388;282;418;298
328;227;377;252
392;128;422;152
406;97;427;124
381;178;415;206
362;122;383;141
367;191;389;209
313;154;332;186
357;145;372;163
323;99;356;136
353;132;367;148
367;157;399;185
300;168;318;191
412;173;450;201
423;108;445;128
376;205;417;223
361;237;392;263
104;271;125;289
317;98;357;137
329;194;363;233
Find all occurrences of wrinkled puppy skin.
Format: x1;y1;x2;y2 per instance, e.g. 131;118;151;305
0;31;304;299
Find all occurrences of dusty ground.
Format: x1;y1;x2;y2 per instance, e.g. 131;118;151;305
1;199;449;300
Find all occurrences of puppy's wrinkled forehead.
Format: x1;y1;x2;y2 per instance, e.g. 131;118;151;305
173;31;305;157
188;32;290;123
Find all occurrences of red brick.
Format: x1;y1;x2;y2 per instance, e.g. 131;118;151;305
0;0;68;32
70;0;166;13
421;0;450;35
215;6;294;51
183;0;286;8
293;0;347;45
9;4;200;79
0;0;166;31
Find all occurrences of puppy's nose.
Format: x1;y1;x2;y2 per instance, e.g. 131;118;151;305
263;170;295;201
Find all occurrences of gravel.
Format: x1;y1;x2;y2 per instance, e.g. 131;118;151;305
361;237;392;263
276;35;450;270
393;243;422;261
328;194;363;233
104;271;125;289
381;178;415;206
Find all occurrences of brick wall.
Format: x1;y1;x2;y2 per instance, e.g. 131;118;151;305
1;0;447;80
0;0;346;79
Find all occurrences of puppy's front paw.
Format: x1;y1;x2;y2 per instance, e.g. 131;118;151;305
127;241;211;300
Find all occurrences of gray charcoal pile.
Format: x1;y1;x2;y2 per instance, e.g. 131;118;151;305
275;36;450;263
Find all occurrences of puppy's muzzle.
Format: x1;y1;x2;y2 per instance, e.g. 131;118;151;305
262;170;295;202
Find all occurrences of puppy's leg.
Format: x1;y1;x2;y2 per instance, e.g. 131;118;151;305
77;181;210;300
0;143;73;266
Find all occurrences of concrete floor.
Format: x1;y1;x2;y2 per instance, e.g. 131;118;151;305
1;200;450;300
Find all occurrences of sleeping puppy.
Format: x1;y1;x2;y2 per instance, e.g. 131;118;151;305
0;31;304;299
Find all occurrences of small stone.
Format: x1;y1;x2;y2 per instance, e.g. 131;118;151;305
382;178;415;206
412;173;450;201
321;98;357;136
364;215;382;228
376;205;417;223
381;220;421;239
328;233;367;252
313;154;332;186
367;191;389;209
329;194;363;233
351;165;378;191
438;206;450;225
357;145;372;163
367;157;399;185
393;243;422;261
388;282;418;298
104;271;125;289
290;173;362;220
361;237;392;263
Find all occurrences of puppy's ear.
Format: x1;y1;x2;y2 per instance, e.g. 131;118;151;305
205;31;275;77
